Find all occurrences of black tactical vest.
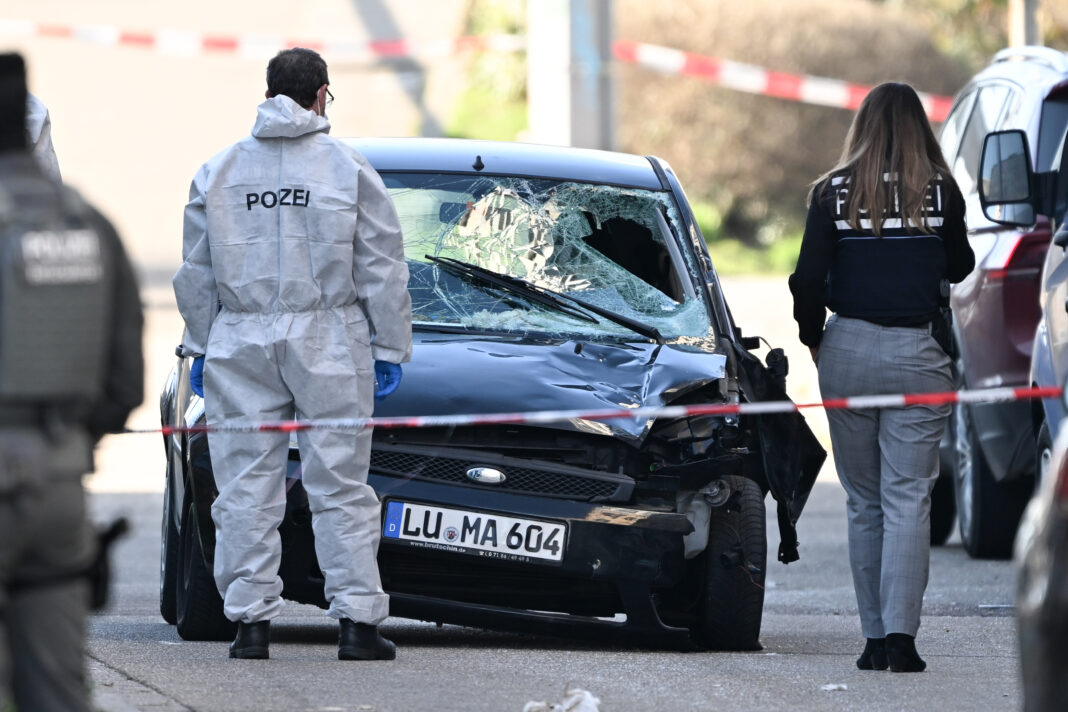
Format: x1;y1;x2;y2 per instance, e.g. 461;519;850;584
0;178;109;405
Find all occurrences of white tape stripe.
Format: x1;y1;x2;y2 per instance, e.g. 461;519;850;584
156;28;201;56
717;59;770;95
237;34;286;60
958;386;1018;404
841;394;907;409
73;24;119;46
0;18;34;37
634;44;686;74
798;76;852;109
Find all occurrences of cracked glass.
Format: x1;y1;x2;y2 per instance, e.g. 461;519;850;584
382;173;714;341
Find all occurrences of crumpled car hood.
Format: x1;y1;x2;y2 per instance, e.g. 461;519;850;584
374;333;728;445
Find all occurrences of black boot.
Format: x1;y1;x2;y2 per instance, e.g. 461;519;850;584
338;619;396;660
229;621;270;659
886;633;926;672
856;637;888;670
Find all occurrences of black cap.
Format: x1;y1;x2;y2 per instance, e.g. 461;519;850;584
0;52;28;152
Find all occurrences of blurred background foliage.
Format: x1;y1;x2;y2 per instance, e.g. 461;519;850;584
446;0;527;141
448;0;1068;273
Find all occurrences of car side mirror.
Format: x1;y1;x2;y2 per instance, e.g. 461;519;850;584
979;130;1036;227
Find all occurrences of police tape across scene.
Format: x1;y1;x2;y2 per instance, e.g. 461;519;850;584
137;385;1064;435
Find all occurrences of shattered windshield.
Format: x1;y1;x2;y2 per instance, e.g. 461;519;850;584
382;173;713;341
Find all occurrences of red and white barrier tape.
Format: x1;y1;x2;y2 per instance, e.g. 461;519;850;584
612;40;953;122
1;19;953;118
0;18;524;61
136;385;1062;436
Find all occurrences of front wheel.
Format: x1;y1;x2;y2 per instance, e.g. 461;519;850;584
159;469;179;625
692;475;767;651
175;500;235;641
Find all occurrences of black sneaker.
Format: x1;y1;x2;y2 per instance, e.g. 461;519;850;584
886;633;926;673
338;619;396;660
856;637;888;670
229;621;270;659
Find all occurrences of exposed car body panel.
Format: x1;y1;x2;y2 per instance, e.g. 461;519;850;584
374;334;726;444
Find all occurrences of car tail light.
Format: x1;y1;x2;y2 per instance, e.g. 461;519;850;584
984;222;1052;355
986;228;1050;281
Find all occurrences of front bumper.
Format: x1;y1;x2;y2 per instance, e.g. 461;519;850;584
282;470;697;648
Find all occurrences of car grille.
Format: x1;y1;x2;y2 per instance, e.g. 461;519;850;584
369;443;633;502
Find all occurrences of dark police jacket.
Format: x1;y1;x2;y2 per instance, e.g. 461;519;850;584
0;152;143;476
789;173;975;349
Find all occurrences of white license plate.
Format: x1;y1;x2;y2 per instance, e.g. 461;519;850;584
382;501;566;564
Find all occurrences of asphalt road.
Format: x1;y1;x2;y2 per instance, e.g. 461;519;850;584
83;280;1023;712
86;485;1021;712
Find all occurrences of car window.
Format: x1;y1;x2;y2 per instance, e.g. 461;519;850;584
953;84;1012;196
998;88;1024;130
382;173;713;341
939;89;978;164
1038;94;1068;172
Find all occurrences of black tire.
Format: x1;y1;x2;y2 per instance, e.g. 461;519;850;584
159;468;179;625
693;475;767;651
176;500;235;641
930;473;955;546
953;402;1032;559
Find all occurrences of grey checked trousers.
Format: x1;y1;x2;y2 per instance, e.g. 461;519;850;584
816;315;952;638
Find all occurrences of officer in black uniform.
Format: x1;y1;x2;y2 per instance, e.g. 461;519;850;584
0;53;144;712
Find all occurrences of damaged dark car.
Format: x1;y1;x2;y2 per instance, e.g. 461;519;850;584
159;138;825;650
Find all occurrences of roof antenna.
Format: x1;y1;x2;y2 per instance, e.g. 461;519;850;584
472;155;485;171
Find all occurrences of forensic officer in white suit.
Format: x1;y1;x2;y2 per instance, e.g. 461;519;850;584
173;47;412;661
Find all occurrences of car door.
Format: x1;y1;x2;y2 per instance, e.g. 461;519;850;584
1037;95;1068;436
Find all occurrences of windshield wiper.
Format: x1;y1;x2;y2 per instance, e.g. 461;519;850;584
426;255;597;323
425;255;664;345
552;287;665;345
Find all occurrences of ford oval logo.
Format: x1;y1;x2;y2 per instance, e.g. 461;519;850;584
466;467;506;485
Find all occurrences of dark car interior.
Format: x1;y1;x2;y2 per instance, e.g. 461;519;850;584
581;215;684;301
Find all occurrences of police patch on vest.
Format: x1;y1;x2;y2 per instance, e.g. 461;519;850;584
20;229;103;285
246;188;312;211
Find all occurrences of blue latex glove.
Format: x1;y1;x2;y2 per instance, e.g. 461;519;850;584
374;361;402;401
190;356;205;398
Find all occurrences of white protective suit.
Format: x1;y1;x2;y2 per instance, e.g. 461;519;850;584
173;95;412;625
26;94;61;182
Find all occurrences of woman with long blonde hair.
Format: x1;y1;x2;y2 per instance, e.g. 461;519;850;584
789;82;975;672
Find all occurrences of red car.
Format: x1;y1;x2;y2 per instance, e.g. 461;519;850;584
936;46;1068;558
